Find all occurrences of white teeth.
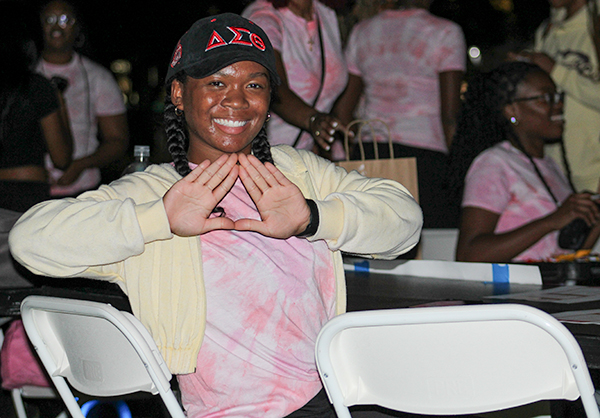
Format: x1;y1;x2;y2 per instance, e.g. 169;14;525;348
214;118;247;127
550;114;564;122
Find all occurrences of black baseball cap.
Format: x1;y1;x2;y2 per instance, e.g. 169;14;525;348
166;13;280;86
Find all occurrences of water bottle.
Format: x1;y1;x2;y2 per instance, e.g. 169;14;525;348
121;145;150;176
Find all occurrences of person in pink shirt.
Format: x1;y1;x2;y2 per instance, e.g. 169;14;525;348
243;0;349;157
36;0;129;197
335;0;466;227
448;61;600;262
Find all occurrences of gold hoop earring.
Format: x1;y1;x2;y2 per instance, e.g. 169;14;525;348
175;108;183;117
265;112;271;123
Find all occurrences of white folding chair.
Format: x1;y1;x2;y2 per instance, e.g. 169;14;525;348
19;295;186;418
10;386;65;418
315;304;600;418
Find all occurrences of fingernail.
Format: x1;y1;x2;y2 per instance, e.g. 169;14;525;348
328;137;334;143
329;129;335;135
326;145;331;151
332;121;339;128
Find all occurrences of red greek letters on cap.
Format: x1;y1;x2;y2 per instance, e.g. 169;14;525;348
205;27;266;52
206;30;228;50
229;27;253;46
250;33;266;51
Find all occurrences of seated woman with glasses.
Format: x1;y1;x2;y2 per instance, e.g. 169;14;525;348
447;61;600;263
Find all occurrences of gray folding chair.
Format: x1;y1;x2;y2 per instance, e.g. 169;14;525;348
315;304;600;418
20;295;185;418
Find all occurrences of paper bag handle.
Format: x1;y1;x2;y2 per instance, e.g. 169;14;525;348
343;119;393;162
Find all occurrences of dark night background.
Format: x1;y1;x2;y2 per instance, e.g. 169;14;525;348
68;0;551;73
17;0;552;168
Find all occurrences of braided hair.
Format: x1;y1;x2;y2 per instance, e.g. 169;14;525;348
447;61;574;203
164;71;276;178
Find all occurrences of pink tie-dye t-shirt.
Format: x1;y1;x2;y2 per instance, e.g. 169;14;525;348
36;54;126;196
243;0;348;151
462;141;572;262
177;179;336;418
345;9;466;153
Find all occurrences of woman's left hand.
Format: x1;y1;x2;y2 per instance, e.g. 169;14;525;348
235;153;311;238
309;112;346;151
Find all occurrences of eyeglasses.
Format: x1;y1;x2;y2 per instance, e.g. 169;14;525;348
43;14;76;28
512;91;564;106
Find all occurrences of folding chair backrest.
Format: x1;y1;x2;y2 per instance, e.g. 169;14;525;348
315;304;600;418
20;296;185;418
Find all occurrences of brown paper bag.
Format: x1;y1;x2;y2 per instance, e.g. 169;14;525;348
336;119;419;202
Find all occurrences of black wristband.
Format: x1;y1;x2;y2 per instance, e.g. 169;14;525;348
296;199;319;238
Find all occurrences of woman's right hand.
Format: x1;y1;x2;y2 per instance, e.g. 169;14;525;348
549;193;600;230
163;154;239;236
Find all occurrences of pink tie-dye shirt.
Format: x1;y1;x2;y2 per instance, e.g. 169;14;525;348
36;54;126;196
345;9;466;153
243;0;348;150
462;141;572;262
177;179;336;418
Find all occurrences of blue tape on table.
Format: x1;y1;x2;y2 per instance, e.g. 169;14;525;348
354;260;370;272
492;264;509;283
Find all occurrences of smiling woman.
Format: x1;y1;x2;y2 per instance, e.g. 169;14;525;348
170;61;272;163
447;61;600;263
9;13;423;418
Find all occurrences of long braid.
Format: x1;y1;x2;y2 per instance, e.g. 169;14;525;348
252;125;274;164
164;75;192;177
252;75;279;165
447;62;545;202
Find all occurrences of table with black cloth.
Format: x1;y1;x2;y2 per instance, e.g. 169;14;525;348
0;274;132;317
2;262;600;362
